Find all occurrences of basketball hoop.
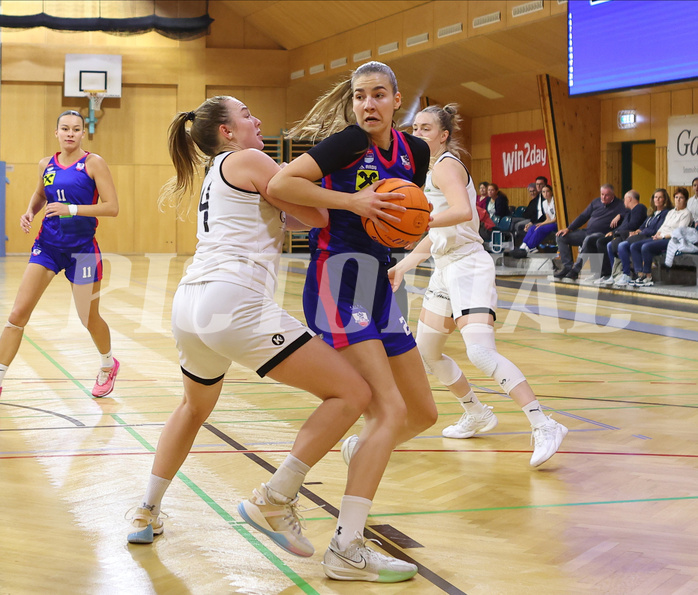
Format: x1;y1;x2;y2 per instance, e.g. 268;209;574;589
84;89;106;135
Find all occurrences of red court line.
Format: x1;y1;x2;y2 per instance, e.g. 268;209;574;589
558;380;606;383
649;381;696;385
2;448;697;460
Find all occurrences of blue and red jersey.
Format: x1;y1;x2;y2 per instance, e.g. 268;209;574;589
306;125;429;262
38;152;99;248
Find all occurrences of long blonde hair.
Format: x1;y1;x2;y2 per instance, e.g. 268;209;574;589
287;61;399;142
159;95;233;218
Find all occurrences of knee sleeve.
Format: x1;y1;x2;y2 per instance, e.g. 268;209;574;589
5;321;23;331
461;323;526;394
416;321;462;386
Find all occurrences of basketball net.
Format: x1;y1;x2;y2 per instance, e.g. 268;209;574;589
86;90;106;112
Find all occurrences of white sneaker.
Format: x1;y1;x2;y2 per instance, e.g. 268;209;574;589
341;434;359;465
442;406;498;439
237;484;314;557
614;273;632;287
594;275;614;285
322;532;418;583
530;416;568;467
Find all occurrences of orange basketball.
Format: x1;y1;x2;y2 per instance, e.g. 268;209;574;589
361;178;432;248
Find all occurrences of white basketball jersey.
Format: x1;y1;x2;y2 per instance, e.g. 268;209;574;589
179;151;285;295
424;151;482;266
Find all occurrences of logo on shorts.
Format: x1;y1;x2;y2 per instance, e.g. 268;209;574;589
32;247;42;256
401;154;411;169
272;334;285;346
351;307;370;328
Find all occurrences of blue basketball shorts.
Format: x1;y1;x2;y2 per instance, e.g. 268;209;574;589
28;237;103;285
303;251;416;357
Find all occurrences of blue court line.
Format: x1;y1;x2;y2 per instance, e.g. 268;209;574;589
497;299;698;342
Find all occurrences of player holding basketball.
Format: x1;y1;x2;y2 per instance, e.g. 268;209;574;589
268;61;436;582
389;104;568;467
0;110;120;399
127;97;377;568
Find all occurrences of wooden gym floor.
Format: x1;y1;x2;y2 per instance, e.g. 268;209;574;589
1;254;697;595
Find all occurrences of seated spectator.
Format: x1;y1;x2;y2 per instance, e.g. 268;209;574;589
628;187;693;287
485;182;510;218
476;181;489;212
511;184;557;258
477;204;496;242
554;184;626;281
614;189;672;286
593;190;647;284
513;183;542;243
687;176;698;222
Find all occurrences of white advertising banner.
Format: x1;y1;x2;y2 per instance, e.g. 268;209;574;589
668;115;698;185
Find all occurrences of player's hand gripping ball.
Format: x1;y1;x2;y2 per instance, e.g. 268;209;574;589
361;178;432;248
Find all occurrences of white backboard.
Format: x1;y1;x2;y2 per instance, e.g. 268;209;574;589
64;54;122;98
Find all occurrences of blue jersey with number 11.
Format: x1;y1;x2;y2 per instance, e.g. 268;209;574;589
38;152;99;248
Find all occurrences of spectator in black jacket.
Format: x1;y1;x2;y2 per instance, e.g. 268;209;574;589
554;184;626;281
485;183;510;218
592;189;647;285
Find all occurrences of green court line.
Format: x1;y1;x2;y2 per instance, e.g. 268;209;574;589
16;340;320;594
109;412;319;593
303;495;698;522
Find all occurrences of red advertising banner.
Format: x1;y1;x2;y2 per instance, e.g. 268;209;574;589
490;129;551;187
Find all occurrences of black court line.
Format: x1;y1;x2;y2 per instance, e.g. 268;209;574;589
203;423;468;595
0;401;85;426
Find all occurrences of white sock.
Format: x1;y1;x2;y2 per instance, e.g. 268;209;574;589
0;364;8;388
520;243;529;251
266;454;310;503
522;400;548;427
142;474;171;516
100;351;114;370
458;390;487;414
335;495;372;550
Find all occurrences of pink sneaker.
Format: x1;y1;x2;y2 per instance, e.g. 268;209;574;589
92;358;120;397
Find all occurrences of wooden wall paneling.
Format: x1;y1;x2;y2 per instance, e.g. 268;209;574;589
538;74;601;229
471;116;493;159
133;166;178;253
98;165;135;254
505;0;551;25
326;30;353;77
349;22;376;66
611;94;651;142
650;92;671;147
433;1;469;47
4;164;39;254
402;3;434;56
671;89;693;117
694;87;698;112
467;1;508;36
551;0;568;15
373;13;404;60
656;146;668;190
0;83;52;164
470;159;492;188
599;99;615;147
600;147;622;196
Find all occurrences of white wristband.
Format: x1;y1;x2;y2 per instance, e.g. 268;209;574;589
68;204;78;217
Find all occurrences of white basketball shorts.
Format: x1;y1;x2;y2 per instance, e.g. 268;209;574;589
422;248;498;321
171;281;313;383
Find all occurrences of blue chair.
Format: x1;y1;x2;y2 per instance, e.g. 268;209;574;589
513;205;527;218
497;215;512;231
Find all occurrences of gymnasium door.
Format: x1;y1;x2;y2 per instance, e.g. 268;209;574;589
621;140;656;204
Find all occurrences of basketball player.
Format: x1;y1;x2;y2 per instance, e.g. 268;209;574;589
0;110;120;399
127;97;377;568
389;104;568;467
268;61;435;582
